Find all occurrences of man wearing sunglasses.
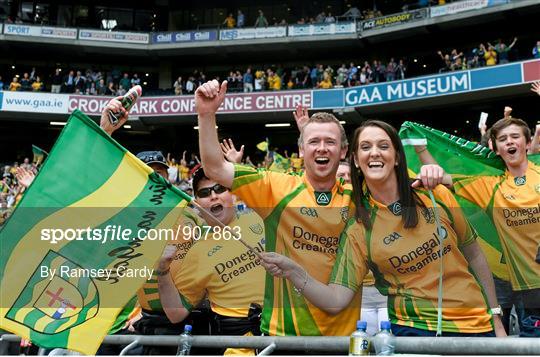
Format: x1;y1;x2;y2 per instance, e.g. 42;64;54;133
157;168;266;355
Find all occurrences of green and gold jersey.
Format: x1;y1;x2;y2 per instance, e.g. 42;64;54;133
175;211;265;317
136;207;202;311
453;161;540;291
232;164;360;336
331;185;493;333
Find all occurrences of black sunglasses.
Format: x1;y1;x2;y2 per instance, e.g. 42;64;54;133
196;184;228;198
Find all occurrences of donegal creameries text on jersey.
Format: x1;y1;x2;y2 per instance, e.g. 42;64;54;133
331;185;493;333
454;161;540;291
174;211;265;318
232;164;360;336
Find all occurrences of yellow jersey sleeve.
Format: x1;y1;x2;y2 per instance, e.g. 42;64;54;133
453;175;498;209
330;218;368;291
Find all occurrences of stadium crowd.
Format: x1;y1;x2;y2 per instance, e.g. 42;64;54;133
1;36;536;96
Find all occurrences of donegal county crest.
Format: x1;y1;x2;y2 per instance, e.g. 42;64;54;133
5;250;99;334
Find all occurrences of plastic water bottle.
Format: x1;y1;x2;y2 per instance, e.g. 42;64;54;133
349;320;370;355
176;324;193;356
373;321;395;355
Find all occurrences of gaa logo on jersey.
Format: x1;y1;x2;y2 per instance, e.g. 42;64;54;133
300;207;318;218
514;176;526;186
535;184;540;195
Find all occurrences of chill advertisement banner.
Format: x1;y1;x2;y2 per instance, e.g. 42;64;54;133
151;30;217;44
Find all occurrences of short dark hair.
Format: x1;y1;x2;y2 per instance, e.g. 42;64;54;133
192;167;208;193
490;118;531;152
298;112;348;149
350;120;423;230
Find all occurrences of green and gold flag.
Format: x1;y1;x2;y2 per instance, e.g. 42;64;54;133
269;152;291;173
0;110;190;354
32;145;48;165
399;121;540;281
256;139;269;152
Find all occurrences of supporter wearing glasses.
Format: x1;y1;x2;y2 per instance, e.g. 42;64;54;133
192;168;235;225
157;167;265;355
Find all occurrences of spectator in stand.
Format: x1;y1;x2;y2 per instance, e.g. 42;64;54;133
253;69;264;92
117;85;127;96
376;60;386;82
63;70;75;93
287;76;294;89
396;59;407;80
31;76;43;91
477;43;487;67
267;70;281;91
96;78;106;95
105;82;116;96
185;76;195;94
237;10;245;28
485;44;498;66
298;66;311;88
315;11;326;23
363;61;372;83
119;73;131;91
325;12;335;23
254;10;268;27
74;71;85;94
348;73;359;87
87;81;97;95
343;6;361;20
437;50;452;72
359;67;368;85
9;77;21;91
450;49;464;70
243;68;253;92
533;41;540;59
0;76;4;90
131;73;141;87
50;69;62;93
318;71;333;89
347;62;358;81
173;76;183;95
222;13;235;28
386;58;397;81
336;64;348;86
492;37;517;64
20;73;31;91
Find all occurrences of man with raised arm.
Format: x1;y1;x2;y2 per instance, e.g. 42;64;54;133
195;79;361;336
